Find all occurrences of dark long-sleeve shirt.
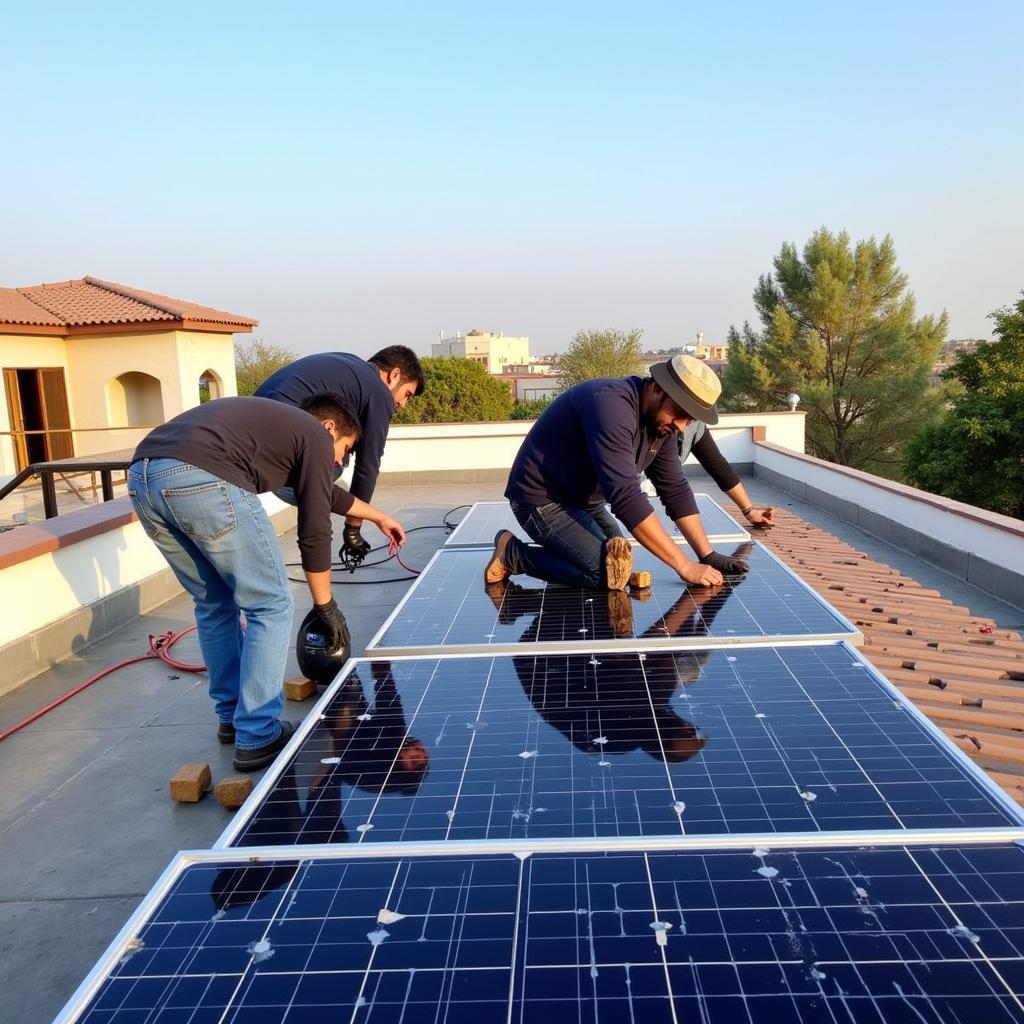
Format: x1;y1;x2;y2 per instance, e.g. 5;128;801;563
506;376;698;530
677;420;740;492
255;352;394;507
133;396;352;573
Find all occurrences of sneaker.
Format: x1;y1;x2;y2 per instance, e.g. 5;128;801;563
483;530;513;584
233;721;296;773
217;721;236;744
604;537;633;591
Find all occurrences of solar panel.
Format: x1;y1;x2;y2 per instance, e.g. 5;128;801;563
445;495;749;549
219;645;1023;849
59;839;1024;1024
369;543;861;655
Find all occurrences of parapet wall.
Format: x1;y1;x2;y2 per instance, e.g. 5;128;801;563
753;442;1024;609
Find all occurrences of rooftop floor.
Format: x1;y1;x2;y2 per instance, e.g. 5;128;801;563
1;476;1021;1024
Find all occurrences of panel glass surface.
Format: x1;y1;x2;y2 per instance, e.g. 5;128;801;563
229;645;1018;848
445;494;748;548
74;842;1024;1023
371;543;856;654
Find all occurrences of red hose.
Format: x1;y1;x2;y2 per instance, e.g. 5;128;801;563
0;626;205;743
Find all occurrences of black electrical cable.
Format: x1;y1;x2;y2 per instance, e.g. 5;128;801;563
286;505;476;585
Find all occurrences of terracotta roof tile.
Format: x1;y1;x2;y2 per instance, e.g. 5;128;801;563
760;509;1024;806
0;277;256;329
0;287;64;326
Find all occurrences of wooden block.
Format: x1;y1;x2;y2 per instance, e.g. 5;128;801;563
214;775;254;810
284;676;317;701
169;763;211;803
628;571;652;589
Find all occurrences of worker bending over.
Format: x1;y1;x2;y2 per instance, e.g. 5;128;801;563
128;393;404;772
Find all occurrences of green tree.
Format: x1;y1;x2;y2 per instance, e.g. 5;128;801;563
392;356;513;423
234;337;296;396
903;295;1024;517
511;396;553;420
721;229;947;472
557;328;645;391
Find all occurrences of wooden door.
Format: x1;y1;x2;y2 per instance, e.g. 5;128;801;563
3;368;29;470
38;368;73;460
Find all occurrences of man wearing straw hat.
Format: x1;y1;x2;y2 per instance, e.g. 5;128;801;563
487;354;751;590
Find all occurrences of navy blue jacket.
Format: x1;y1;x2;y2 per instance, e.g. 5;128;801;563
256;353;394;507
506;377;698;530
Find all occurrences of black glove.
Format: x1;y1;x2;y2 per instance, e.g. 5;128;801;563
313;598;350;653
700;550;750;575
340;525;372;566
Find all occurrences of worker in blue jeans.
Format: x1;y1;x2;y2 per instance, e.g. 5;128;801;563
128;392;405;771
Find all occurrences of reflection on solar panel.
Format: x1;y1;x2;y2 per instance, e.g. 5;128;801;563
63;841;1024;1024
369;543;860;655
223;645;1022;849
445;495;749;548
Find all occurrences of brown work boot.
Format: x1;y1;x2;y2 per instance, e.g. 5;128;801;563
484;530;513;584
606;589;634;638
603;536;633;591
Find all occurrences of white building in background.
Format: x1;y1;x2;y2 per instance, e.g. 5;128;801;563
432;330;529;373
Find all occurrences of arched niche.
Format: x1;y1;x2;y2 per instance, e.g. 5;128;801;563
106;371;164;426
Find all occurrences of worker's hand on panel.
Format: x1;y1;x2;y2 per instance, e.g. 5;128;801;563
678;560;724;587
699;550;750;575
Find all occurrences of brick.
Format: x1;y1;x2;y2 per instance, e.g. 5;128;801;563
214;775;254;809
169;763;211;803
284;676;317;701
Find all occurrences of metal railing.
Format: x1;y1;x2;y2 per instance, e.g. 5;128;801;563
0;449;137;519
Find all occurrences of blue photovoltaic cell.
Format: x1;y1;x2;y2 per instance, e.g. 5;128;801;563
370;543;856;654
445;494;748;549
73;842;1024;1023
228;645;1020;848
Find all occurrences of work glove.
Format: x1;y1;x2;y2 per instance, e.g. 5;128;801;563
313;598;350;654
699;550;750;575
340;524;372;566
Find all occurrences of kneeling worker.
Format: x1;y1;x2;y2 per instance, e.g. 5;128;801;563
128;393;405;772
488;354;747;590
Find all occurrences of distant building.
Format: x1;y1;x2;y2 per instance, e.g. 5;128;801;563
432;330;529;373
497;369;562;402
0;276;255;482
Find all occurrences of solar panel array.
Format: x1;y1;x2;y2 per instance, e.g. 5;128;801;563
445;495;750;548
69;841;1024;1023
224;646;1021;849
368;543;861;655
58;499;1024;1023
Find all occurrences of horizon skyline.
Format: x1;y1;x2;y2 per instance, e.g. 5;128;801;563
3;2;1021;359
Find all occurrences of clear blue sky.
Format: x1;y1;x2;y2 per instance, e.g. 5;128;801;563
3;1;1021;356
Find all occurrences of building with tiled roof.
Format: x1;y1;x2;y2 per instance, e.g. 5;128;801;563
0;277;256;479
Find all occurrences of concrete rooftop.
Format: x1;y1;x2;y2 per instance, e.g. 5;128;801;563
1;476;1022;1024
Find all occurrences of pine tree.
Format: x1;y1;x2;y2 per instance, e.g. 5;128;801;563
722;229;947;472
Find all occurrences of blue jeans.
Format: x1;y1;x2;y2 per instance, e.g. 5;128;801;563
505;500;624;588
128;459;294;750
